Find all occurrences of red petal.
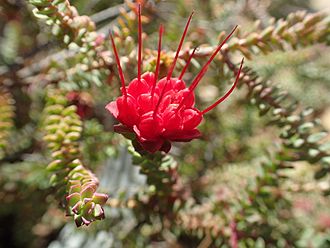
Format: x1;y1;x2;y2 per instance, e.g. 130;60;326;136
127;78;150;98
172;78;186;91
162;108;183;131
139;139;164;153
105;101;119;118
136;114;163;140
117;95;140;127
137;93;158;114
182;108;203;130
165;129;201;141
179;88;195;107
160;140;172;153
156;77;174;93
142;72;155;87
133;124;164;153
158;94;172;112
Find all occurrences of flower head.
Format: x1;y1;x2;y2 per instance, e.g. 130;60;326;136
106;5;243;153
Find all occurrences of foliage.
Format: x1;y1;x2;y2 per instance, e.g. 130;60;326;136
43;88;108;226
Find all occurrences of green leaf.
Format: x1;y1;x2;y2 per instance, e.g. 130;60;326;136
321;156;330;165
319;142;330;152
29;0;51;7
47;159;64;171
298;122;314;133
314;168;328;179
66;192;81;206
293;139;304;148
32;8;49;19
307;132;328;143
81;186;95;199
36;7;56;15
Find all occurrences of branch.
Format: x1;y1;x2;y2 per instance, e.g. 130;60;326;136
181;11;330;60
223;54;330;185
42;87;108;226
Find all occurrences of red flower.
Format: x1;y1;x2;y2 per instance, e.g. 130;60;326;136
106;5;244;153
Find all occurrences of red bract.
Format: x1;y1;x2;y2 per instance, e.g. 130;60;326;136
106;5;244;153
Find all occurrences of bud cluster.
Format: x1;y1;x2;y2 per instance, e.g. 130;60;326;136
227;11;330;59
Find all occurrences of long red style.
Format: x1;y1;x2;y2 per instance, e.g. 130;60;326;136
153;11;194;116
151;24;164;97
202;57;244;114
176;25;238;112
109;33;127;97
137;4;142;82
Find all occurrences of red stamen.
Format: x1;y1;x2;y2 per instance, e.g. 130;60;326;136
153;12;194;117
151;24;164;97
109;32;127;97
137;4;142;82
189;25;238;92
202;57;244;114
166;11;194;80
176;25;238;111
178;46;198;80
